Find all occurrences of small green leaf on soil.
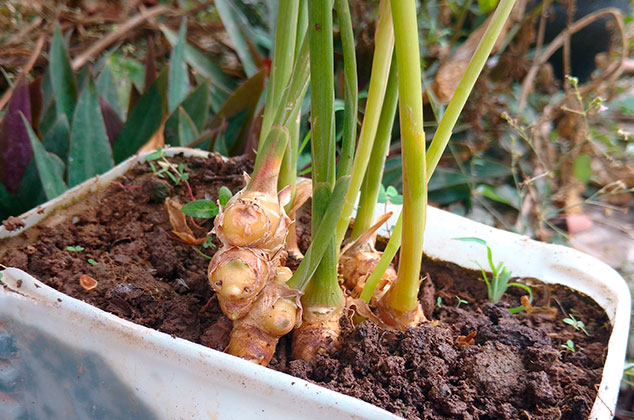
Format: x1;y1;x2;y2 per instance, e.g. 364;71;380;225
181;200;219;218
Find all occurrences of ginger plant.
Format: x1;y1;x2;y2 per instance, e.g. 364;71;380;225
202;0;519;366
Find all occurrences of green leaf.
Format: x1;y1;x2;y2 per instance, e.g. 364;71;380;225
477;184;520;209
113;68;168;163
68;78;114;187
42;113;70;163
168;19;190;113
177;107;199;147
215;0;258;77
164;81;210;147
218;186;232;206
161;25;234;95
66;245;85;252
96;61;124;119
573;154;592;183
180;199;219;218
20;113;67;200
454;237;488;246
207;69;266;152
87;258;98;266
49;25;78;123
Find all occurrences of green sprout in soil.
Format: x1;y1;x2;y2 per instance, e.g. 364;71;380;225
454;237;531;313
66;245;85;252
456;296;469;308
145;147;190;186
563;313;590;336
180;200;219;219
436;297;442;308
87;259;98;266
561;340;576;353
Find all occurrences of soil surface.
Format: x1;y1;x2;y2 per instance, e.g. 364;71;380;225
1;153;611;420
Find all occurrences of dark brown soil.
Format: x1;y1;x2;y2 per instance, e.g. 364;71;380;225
0;153;611;420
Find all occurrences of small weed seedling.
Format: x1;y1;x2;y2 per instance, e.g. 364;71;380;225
454;237;531;313
561;339;576;353
456;296;469;308
563;313;590;336
377;185;403;205
218;186;233;206
436;296;443;308
145;147;190;186
66;245;85;252
180;186;234;220
87;258;98;266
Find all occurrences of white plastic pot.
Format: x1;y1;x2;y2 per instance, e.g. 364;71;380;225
0;147;629;420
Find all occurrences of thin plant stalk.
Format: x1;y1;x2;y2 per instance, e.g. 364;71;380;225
351;57;398;240
382;0;427;316
305;0;339;303
361;0;518;304
335;0;358;179
258;0;300;152
334;0;394;248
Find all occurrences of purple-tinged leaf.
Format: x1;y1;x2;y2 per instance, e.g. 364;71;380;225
144;35;157;91
99;96;123;146
0;79;32;194
29;76;43;132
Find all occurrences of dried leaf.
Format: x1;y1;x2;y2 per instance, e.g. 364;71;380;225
79;274;98;292
165;197;205;245
455;331;477;348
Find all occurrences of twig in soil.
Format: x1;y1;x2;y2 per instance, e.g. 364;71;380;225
71;5;173;70
117;182;141;190
594;384;615;418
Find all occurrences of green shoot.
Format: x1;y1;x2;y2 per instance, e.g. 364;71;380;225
454;237;531;312
377;185;403;205
66;245;85;252
202;236;213;249
436;296;442;308
456;296;469;308
380;0;428;318
87;258;98;266
561;339;576;353
563;313;590;336
258;1;301;152
351;60;399;239
360;0;518;306
334;0;358;179
335;0;394;248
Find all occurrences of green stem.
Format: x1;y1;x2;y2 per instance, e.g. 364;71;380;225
334;0;394;248
388;0;427;313
351;56;398;240
258;0;300;153
287;176;351;291
334;0;358;179
302;0;342;308
360;0;518;304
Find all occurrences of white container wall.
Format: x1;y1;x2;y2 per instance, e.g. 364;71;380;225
0;148;629;420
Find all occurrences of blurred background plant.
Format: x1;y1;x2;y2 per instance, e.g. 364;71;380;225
1;0;634;413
